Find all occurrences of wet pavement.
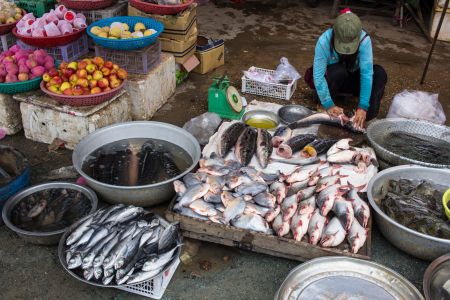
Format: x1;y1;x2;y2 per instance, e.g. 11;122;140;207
1;1;450;299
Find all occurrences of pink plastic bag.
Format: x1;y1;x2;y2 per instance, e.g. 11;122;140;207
17;27;32;36
45;10;59;25
31;27;45;37
44;22;61;37
73;18;86;29
58;20;73;34
22;13;36;22
55;5;68;19
76;13;86;21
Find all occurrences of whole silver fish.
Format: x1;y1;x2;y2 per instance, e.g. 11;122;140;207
189;200;218;217
103;231;137;270
272;126;292;148
116;267;135;285
114;230;147;270
178;183;210;207
281;194;299;221
233;182;267;197
232;213;270;234
320;217;346;247
142;245;180;272
82;231;117;270
327;138;353;156
93;234;120;268
244;203;270;217
203;192;222;204
253;192;276;208
206;175;226;194
66;215;95;246
83;268;94;281
270;181;287;204
105;206;144;224
223;197;246;223
183;173;202;187
316;185;346;216
348;189;370;228
158;222;179;254
297;186;316;201
315;174;346;193
68;253;82;269
327;150;360;165
235;127;257;166
219;122;246;157
288;113;364;134
173;180;187;196
290;211;312;242
127;268;162;285
286;179;309;197
256;129;273;168
347;218;367;254
178;206;208;220
265;205;281;223
272;213;290;236
308;208;327;245
298;196;316;214
285;164;319;184
332;197;354;231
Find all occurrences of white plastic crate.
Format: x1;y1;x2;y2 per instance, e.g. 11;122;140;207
241;67;297;100
117;258;180;299
0;32;16;52
75;1;128;25
17;35;89;62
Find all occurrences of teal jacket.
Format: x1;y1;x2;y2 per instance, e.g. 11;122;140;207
313;28;373;111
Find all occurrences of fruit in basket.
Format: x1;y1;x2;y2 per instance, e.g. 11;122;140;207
90;21;156;39
0;0;23;25
15;5;86;37
93;70;103;80
144;29;157;37
86;64;96;74
97;78;109;89
134;22;146;32
91;87;101;94
60;82;71;92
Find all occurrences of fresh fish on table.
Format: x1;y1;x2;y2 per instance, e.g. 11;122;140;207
126;268;162;285
272;126;292;148
281;194;299;221
221;191;236;207
173;180;187;196
332;197;354;231
290;211;312;242
66;215;96;246
223;197;246;222
235;127;257;166
285;164;319;184
270;181;287;204
256;129;273;168
286;179;309;197
272;213;290;237
182;173;202;187
226;174;253;190
308;209;327;245
347;219;367;253
315;174;346;193
158;222;180;254
277;134;316;159
300;139;337;158
206;175;226;194
348;188;370;227
93;234;121;268
214;203;225;212
253;192;276;209
203;192;222;204
265;205;281;223
199;154;225;168
327;139;353;156
316;185;346;216
197;165;231;176
142;245;181;273
177;183;210;207
178;207;208;220
233;182;267;197
270;156;320;166
320;217;346;247
308;166;340;186
298;196;316;214
219;122;246;157
232;213;270;233
287;113;365;134
244;203;270;217
297;186;316;201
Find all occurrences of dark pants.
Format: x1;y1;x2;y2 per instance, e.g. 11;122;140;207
304;64;387;120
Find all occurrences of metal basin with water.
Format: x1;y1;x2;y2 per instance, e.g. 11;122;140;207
73;121;201;207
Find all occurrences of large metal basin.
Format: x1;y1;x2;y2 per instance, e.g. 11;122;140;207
367;165;450;261
72;121;201;207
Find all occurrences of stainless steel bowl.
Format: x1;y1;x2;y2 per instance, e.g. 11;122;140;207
2;182;98;245
277;104;313;124
242;109;280;129
367;165;450;261
366;118;450;168
72;121;201;207
423;254;450;300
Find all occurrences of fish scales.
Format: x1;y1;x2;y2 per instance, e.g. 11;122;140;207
235;127;257;166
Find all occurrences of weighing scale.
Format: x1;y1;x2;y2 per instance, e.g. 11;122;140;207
208;75;244;120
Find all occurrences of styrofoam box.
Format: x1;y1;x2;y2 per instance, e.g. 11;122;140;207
0;93;22;135
14;90;131;149
125;53;176;120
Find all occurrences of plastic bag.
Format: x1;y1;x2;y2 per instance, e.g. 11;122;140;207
183;112;222;146
274;57;301;83
244;66;274;83
386;90;446;124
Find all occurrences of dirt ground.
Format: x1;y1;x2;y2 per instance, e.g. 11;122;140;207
1;1;450;299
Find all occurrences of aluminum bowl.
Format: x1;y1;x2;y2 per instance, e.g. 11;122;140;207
72;121;201;206
367;165;450;261
277;104;313;124
366;118;450;168
2;182;98;245
242;109;280;129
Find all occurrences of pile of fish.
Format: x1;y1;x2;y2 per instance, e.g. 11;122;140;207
173;139;374;253
287;112;366;134
380;179;450;239
11;188;92;232
63;205;181;285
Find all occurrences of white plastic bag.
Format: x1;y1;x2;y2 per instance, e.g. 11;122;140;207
386;90;446;124
244;66;274;83
274;57;301;82
183;112;222;146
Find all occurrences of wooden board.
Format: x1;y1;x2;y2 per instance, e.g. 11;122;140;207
165;197;372;262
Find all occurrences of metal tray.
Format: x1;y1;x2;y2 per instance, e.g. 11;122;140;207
275;257;423;300
58;212;181;288
423;254;450;300
277;105;313;124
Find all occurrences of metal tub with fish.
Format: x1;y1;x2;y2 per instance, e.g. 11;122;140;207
72;121;201;207
367;165;450;261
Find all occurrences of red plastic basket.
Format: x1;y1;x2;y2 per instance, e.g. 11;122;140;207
129;0;193;15
60;0;116;10
12;27;86;47
40;80;125;106
0;10;25;35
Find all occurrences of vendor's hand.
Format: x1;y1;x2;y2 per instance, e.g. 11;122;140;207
353;108;367;130
327;106;344;118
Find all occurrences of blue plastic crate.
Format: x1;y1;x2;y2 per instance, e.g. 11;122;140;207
0;167;30;210
87;16;164;50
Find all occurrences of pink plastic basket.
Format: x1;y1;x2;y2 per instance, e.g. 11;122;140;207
60;0;116;10
40;80;125;106
129;0;193;15
13;27;86;47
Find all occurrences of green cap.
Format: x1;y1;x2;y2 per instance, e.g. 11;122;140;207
333;12;362;55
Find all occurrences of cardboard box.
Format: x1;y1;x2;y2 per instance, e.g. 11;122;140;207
161;20;197;41
173;47;196;64
128;4;196;32
160;27;197;53
193;44;225;74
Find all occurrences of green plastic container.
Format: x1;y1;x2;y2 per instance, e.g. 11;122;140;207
208;77;244;120
0;76;42;94
17;0;56;17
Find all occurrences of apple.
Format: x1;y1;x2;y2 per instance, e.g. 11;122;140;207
67;61;78;71
63;68;74;78
86;63;97;74
92;70;103;80
18;73;29;81
89;79;98;89
102;87;111;92
77;61;88;70
110;78;120;88
91;87;102;94
60;82;71;92
48;68;59;77
72;85;83;96
63;87;73;96
101;67;110;76
48;85;59;93
76;69;88;79
49;76;62;86
43;73;51;82
112;64;119;71
117;69;128;80
93;57;104;67
82;87;90;95
87;75;92;81
3;56;14;63
97;78;109;88
59;62;68;70
69;74;78;84
104;61;113;69
76;78;89;88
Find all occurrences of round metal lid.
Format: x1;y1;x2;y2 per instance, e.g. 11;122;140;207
423;254;450;300
226;86;243;113
275;257;424;300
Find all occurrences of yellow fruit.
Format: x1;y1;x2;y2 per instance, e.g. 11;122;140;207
109;27;122;38
131;31;144;38
90;26;102;35
102;26;110;32
14;13;22;21
6;17;15;24
134;22;146;32
122;23;129;31
15;7;22;14
98;31;108;38
143;29;156;37
121;30;131;39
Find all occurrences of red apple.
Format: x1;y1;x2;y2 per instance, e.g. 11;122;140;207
101;67;110;76
91;87;102;94
92;70;103;80
76;78;89;88
89;79;97;89
97;78;109;89
48;68;59;77
117;69;128;80
92;57;104;67
77;61;88;70
63;87;73;95
76;69;88;79
72;85;83;96
104;61;113;69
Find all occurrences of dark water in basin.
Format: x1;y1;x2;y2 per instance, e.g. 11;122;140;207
381;132;450;165
82;138;192;186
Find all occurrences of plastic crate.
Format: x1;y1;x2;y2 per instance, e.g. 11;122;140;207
117;258;180;299
16;0;56;17
0;32;17;52
95;40;161;74
74;1;128;25
17;34;89;62
241;67;297;100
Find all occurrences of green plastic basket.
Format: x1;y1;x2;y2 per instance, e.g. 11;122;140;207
0;76;42;94
17;0;56;18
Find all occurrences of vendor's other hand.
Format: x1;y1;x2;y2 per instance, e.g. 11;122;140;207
353;108;367;130
327;106;344;118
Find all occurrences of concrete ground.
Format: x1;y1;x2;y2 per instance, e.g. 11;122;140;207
1;0;450;299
